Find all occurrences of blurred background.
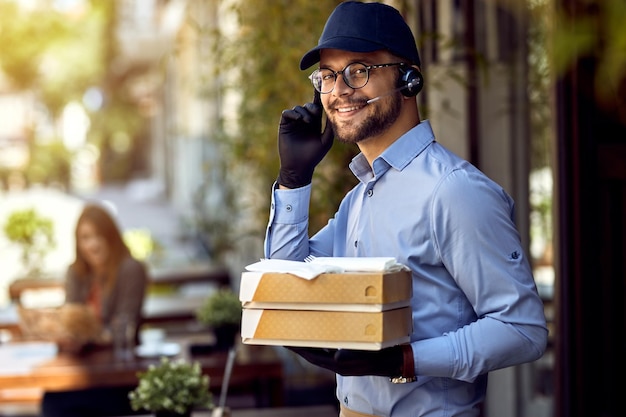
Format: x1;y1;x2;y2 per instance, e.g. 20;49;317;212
0;1;624;417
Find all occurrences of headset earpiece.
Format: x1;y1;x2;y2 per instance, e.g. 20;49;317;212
398;67;423;97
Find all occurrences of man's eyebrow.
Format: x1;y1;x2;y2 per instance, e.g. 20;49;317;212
318;59;371;70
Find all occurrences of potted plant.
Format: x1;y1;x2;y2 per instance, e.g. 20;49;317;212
195;288;242;350
128;357;213;417
3;207;55;278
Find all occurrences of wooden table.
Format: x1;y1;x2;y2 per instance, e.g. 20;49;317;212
0;338;284;408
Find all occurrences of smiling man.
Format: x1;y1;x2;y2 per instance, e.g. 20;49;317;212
264;2;548;416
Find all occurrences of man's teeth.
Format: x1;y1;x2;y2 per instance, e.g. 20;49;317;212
338;105;362;113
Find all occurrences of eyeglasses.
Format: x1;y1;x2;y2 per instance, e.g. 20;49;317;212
309;62;406;94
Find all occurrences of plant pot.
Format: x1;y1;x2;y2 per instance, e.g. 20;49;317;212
154;410;191;417
213;324;239;351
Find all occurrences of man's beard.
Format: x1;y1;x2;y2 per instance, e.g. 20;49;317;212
329;92;403;144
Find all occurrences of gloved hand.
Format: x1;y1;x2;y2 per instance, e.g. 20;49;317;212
277;91;334;189
287;345;413;378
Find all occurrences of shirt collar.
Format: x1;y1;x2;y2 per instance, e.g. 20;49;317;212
349;120;436;182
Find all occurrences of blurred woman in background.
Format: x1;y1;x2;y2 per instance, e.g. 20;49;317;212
42;203;148;417
64;203;147;340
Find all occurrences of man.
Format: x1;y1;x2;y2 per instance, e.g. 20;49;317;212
265;2;548;416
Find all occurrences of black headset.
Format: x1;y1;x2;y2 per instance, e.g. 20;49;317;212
398;66;424;97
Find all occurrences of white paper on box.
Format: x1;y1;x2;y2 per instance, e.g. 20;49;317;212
245;259;341;280
239;270;412;312
307;256;404;272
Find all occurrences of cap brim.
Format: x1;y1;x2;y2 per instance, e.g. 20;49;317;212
299;38;386;70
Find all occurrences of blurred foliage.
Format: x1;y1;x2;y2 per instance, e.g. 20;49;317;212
195;288;242;327
550;0;626;125
123;228;164;263
39;3;107;118
0;0;147;183
528;0;553;171
83;1;147;181
190;152;239;264
129;357;213;414
219;0;360;234
25;140;72;187
0;1;70;92
527;0;554;263
90;102;146;182
3;208;56;277
0;0;105;117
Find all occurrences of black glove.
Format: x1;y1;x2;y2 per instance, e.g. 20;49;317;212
287;345;413;378
277;91;334;189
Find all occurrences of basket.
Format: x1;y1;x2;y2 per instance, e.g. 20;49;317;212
17;303;102;343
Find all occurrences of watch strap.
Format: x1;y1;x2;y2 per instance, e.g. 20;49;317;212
390;344;417;383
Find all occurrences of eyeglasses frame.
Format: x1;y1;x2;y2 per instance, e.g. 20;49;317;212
309;62;407;94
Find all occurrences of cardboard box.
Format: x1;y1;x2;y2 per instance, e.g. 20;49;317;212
241;307;412;350
239;270;412;312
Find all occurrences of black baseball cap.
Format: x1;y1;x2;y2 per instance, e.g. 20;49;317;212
300;1;421;70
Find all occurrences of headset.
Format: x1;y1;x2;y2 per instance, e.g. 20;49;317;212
365;66;425;104
398;66;424;97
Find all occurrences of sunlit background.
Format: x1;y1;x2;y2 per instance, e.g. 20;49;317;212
3;0;624;416
0;0;557;298
0;0;260;299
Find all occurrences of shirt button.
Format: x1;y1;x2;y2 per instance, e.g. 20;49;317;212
285;204;292;212
367;189;373;197
344;397;349;405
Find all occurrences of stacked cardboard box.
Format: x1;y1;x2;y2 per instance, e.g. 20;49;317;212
239;269;413;350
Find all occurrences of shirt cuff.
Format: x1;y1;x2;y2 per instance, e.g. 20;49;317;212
412;335;454;378
271;182;311;224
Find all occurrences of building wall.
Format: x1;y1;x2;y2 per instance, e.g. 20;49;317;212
414;1;548;416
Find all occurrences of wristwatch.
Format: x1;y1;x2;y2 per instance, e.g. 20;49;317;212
390;376;418;384
390;344;417;384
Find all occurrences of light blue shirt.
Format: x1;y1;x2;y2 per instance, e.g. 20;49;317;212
265;120;548;416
